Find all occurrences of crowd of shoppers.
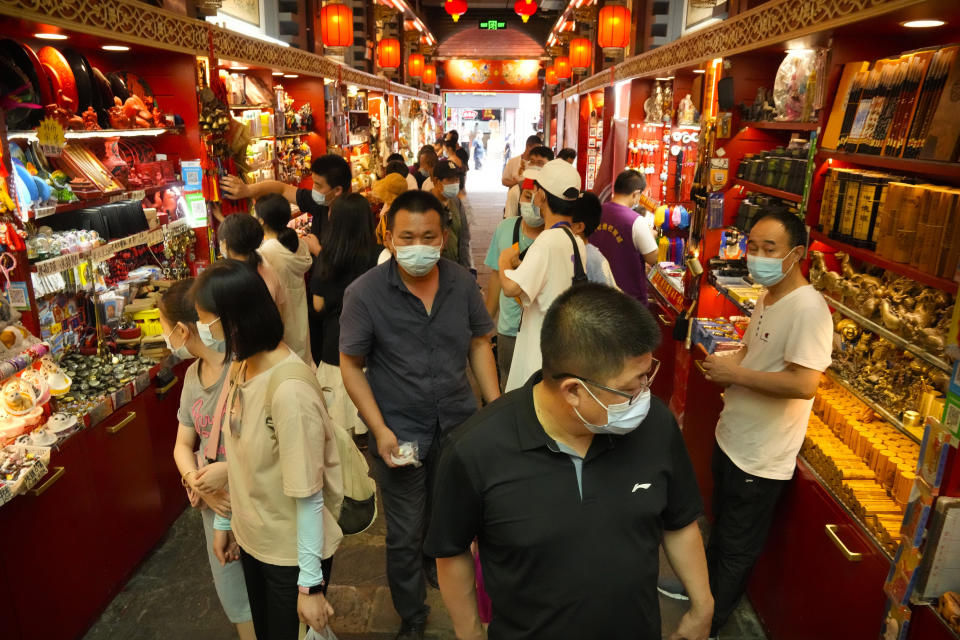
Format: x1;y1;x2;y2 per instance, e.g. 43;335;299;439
168;131;829;640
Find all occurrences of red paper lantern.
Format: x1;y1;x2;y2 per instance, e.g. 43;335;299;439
545;66;558;85
377;38;400;70
445;0;467;22
569;38;592;70
597;5;630;50
554;56;571;79
513;0;537;23
422;63;437;85
408;53;425;77
320;3;354;48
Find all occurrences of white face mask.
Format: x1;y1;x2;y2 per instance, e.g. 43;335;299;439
163;325;193;361
196;317;225;353
747;247;798;287
573;383;651;435
311;188;327;206
442;183;460;199
395;243;442;277
520;201;544;227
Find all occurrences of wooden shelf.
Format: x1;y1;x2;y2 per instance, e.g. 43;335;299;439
229;104;272;110
825;371;923;445
733;179;804;203
40;181;184;218
817;149;960;182
823;294;950;372
809;230;959;294
741;121;820;131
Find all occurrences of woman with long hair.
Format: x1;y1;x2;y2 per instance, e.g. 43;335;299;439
256;193;314;365
310;193;382;436
217;213;286;314
162;279;254;640
193;259;343;640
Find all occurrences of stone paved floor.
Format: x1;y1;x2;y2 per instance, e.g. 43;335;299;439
83;164;769;640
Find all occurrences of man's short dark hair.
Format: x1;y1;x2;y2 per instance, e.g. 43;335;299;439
529;146;555;162
191;259;284;361
384;160;409;177
387;153;405;165
614;169;646;196
751;209;808;249
541;283;661;382
572;192;603;237
525;134;543;149
310;154;352;192
558;148;577;162
446;130;459;144
386;189;447;231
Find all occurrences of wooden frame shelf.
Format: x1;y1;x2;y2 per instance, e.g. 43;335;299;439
817;149;960;182
741;121;820;131
733;179;804;203
825;371;922;445
809;230;959;294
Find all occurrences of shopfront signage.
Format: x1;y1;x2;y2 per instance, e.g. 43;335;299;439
461;110;478;120
479;20;506;30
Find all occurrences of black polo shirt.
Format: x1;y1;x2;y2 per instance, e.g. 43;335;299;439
295;187;327;239
424;372;703;640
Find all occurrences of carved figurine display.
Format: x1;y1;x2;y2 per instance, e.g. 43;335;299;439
81;106;100;130
678;94;696;125
644;84;663;123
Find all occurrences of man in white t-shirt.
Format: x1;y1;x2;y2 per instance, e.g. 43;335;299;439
502;134;543;188
679;210;832;639
499;159;586;392
504;146;554;218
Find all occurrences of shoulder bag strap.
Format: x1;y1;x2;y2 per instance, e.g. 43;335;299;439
560;226;588;284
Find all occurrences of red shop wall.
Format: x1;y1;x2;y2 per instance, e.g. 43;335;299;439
440;60;542;92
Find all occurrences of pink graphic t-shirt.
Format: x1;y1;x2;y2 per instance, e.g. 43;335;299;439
177;359;230;462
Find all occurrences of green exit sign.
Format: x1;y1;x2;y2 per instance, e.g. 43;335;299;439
479;20;506;30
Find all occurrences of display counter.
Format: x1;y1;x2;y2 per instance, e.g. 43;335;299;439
0;360;187;640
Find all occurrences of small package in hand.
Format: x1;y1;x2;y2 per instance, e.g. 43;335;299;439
390;441;420;467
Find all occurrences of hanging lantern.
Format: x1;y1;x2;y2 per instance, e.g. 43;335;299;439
569;38;592;71
545;66;558;85
513;0;537;23
554;56;571;79
445;0;467;22
320;2;354;48
422;63;437;85
377;38;401;70
597;5;630;50
408;53;425;77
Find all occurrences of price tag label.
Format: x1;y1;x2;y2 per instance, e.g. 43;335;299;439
35;253;81;277
37;118;66;157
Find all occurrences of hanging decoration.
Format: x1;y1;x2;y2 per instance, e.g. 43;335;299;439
554;56;572;79
320;2;354;48
377;38;401;70
514;0;537;23
408;53;425;77
569;38;592;71
597;5;630;51
422;63;437;85
445;0;468;22
545;66;558;85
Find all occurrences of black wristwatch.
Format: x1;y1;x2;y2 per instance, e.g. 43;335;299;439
298;581;326;595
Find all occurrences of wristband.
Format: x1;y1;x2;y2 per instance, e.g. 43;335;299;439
298;581;326;595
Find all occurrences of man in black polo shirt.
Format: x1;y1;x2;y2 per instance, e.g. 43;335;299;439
425;284;713;640
340;190;501;640
221;154;351;257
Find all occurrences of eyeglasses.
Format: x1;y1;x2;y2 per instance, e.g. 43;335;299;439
552;358;660;405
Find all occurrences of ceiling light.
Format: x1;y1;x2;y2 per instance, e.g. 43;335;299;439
272;71;284;76
284;74;299;78
34;32;68;40
102;45;130;51
230;66;249;71
693;69;706;74
902;19;945;28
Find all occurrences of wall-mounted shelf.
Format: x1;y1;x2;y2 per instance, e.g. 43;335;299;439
810;231;959;294
817;149;960;182
741;121;820;131
824;370;921;445
733;179;804;203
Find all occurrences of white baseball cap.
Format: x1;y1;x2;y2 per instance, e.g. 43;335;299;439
535;158;581;201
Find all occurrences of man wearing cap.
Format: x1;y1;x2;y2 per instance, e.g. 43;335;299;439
430;159;472;270
591;169;660;303
485;166;545;388
498;159;587;392
502;134;543;188
504;146;554;219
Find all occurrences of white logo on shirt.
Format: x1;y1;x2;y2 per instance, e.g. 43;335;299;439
632;483;652;492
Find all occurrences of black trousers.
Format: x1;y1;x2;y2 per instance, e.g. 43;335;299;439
706;444;788;636
240;548;334;640
371;431;442;626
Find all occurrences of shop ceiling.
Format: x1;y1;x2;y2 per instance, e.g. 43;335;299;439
420;0;568;48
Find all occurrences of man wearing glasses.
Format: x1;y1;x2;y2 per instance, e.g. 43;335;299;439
425;284;713;640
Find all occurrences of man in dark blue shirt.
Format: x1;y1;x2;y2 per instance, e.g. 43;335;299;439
340;190;500;640
425;284;713;640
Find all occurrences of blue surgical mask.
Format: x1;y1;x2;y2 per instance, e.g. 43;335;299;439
163;326;193;361
196;317;225;353
311;188;326;206
395;243;442;277
442;183;459;199
520;202;543;227
574;384;651;436
747;248;798;287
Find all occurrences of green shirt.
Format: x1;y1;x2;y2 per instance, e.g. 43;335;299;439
484;217;536;336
